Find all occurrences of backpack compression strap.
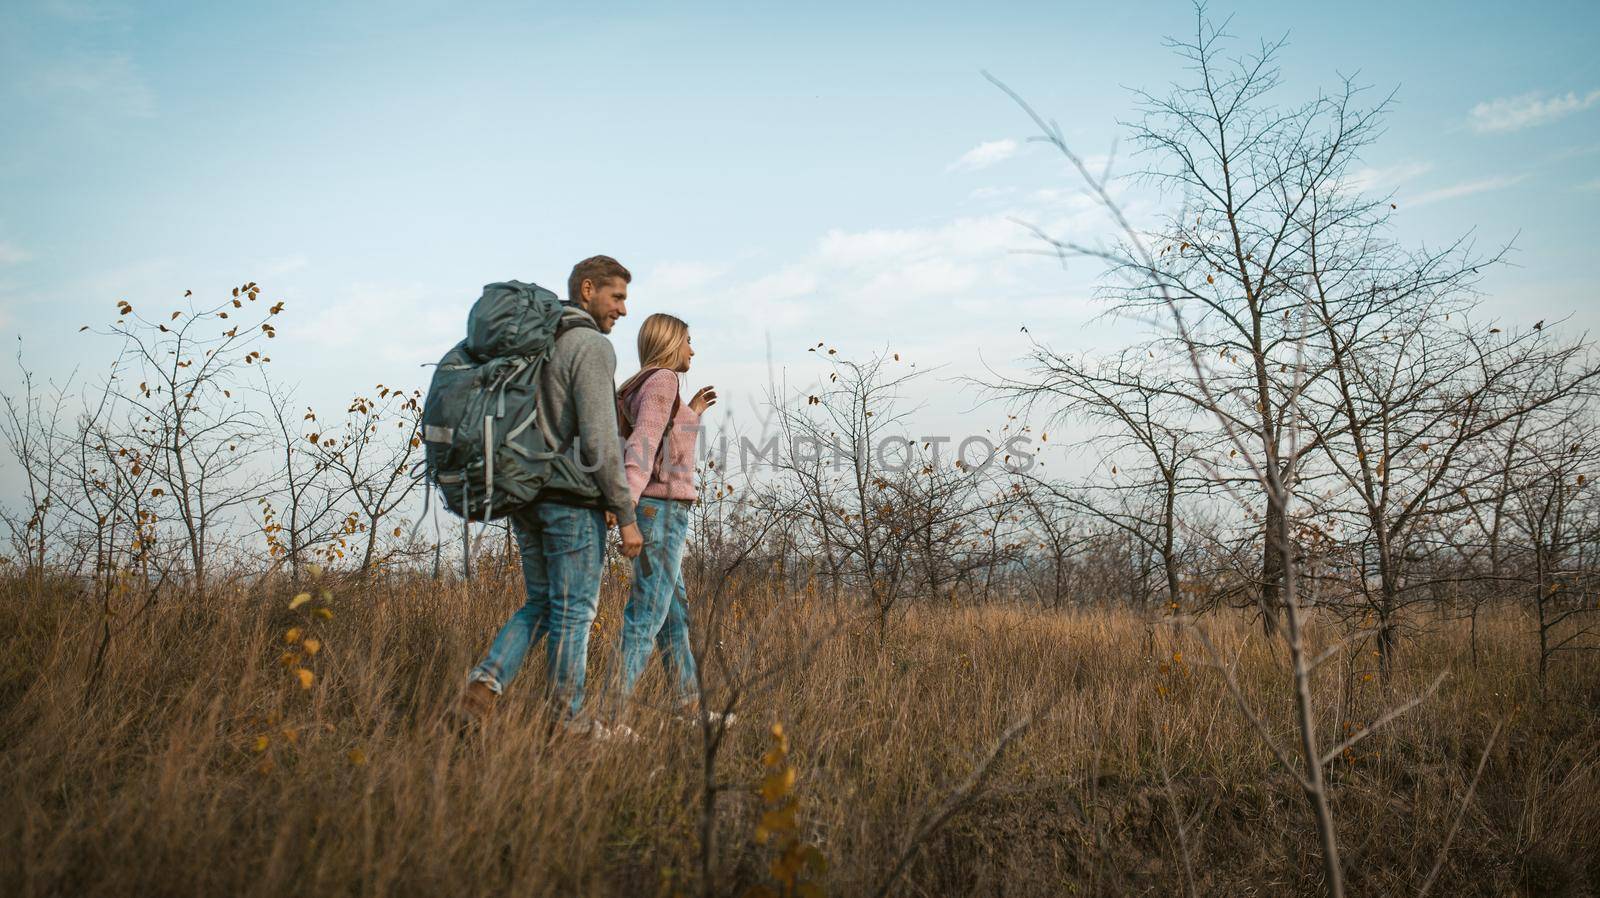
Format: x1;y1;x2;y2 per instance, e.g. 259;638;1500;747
500;311;603;454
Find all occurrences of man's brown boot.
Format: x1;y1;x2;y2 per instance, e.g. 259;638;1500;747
453;680;498;731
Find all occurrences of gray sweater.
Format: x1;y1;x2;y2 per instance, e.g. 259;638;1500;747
535;304;636;527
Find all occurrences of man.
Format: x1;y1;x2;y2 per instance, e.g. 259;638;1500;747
459;255;644;732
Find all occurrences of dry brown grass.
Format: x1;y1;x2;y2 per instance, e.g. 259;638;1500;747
1;568;1596;897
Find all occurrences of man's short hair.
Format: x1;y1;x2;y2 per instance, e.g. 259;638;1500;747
568;255;632;303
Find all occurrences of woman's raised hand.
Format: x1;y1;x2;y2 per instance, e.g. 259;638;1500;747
689;385;717;414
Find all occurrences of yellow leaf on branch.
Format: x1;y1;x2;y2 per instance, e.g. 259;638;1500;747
761;767;796;803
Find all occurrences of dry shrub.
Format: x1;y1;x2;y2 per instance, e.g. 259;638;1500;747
0;572;1595;897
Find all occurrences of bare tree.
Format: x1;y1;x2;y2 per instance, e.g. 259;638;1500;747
43;379;186;702
315;385;425;576
984;11;1475;893
772;346;927;639
965;456;1032;604
260;382;348;584
984;346;1214;611
1306;299;1599;676
53;382;145;580
0;348;76;583
89;285;286;594
885;453;990;608
1015;479;1089;610
1065;17;1410;633
1506;415;1600;692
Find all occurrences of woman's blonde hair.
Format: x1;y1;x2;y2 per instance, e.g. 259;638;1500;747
636;313;689;371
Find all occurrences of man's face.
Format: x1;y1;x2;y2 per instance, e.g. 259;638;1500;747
580;277;628;333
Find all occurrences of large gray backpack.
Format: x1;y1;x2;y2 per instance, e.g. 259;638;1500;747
421;281;600;521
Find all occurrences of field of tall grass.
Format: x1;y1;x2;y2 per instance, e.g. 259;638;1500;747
2;567;1596;897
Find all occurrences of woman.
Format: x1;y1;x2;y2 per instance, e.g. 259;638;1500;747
615;313;715;712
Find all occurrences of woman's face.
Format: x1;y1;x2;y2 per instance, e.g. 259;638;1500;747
677;333;694;372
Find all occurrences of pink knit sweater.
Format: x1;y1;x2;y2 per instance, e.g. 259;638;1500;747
622;369;701;505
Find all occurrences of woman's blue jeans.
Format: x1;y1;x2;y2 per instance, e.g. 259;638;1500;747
616;497;698;707
469;502;606;719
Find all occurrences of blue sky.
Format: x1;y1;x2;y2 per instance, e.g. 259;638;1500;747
2;0;1598;483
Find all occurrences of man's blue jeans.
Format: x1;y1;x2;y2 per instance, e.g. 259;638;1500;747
469;502;606;719
617;497;698;706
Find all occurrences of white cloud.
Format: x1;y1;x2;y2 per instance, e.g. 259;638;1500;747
745;265;817;302
1407;174;1529;208
603;186;1127;438
947;138;1020;172
1346;163;1528;208
967;186;1017;202
300;282;458;366
817;215;1023;270
1470;90;1600;133
648;261;726;295
859;257;982;297
0;242;31;266
1027;187;1103;211
261;254;309;277
1548;143;1600;163
25;54;155;120
721;194;1112;343
1578;178;1600;192
1347;161;1434;195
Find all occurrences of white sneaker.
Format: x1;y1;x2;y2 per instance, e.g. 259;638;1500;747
703;710;737;728
676;709;738;729
563;719;641;743
606;722;642;743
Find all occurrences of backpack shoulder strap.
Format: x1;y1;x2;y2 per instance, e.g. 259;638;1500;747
643;370;682;483
618;367;677;425
617;370;684;483
555;315;600;340
658;369;683;414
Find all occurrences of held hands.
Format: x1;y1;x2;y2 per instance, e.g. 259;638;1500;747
619;522;643;559
606;511;643;559
689;385;717;415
